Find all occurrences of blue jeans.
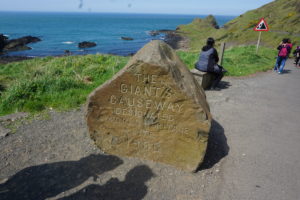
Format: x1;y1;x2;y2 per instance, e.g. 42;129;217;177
274;56;287;73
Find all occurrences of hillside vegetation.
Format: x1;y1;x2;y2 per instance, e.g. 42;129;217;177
178;45;277;76
0;55;128;115
177;0;300;50
0;46;277;115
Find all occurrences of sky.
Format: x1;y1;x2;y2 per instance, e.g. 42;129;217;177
0;0;275;15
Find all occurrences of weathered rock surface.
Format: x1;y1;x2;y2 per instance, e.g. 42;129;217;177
148;31;160;36
121;37;134;41
3;36;41;51
86;40;212;171
148;30;174;37
0;34;8;52
78;41;96;48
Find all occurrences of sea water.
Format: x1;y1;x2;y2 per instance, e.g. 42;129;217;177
0;12;235;57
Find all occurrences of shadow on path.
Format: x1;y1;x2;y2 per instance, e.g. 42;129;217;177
204;81;231;91
197;120;229;171
218;81;231;90
0;154;123;200
282;69;291;74
59;165;155;200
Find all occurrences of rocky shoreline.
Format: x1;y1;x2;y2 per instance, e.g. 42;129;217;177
0;29;189;64
0;34;41;52
0;56;34;64
163;30;190;50
148;29;189;50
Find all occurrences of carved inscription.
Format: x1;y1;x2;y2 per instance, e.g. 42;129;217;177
94;72;190;155
87;40;212;171
106;73;187;133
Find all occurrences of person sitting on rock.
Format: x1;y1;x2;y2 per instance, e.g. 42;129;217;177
195;37;226;90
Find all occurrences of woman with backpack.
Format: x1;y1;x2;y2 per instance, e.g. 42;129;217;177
274;38;291;74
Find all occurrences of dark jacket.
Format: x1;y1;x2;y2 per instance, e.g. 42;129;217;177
195;46;219;72
293;48;300;56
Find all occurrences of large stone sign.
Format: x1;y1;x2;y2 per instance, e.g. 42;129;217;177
86;40;212;171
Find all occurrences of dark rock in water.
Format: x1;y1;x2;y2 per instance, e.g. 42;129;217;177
22;36;41;43
78;41;97;48
64;50;71;55
0;34;8;52
8;45;32;51
1;34;8;40
149;29;175;37
157;29;174;33
149;31;160;36
121;37;134;41
3;36;41;52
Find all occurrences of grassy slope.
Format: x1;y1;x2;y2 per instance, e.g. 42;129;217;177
178;0;300;51
0;45;277;115
0;55;129;115
178;45;277;76
177;16;221;50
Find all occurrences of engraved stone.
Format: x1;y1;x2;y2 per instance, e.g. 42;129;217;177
86;40;212;171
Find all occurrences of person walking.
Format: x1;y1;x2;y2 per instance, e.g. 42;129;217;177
195;37;226;89
293;46;300;67
274;38;291;74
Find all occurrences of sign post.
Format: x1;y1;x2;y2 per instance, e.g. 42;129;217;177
219;42;226;66
254;18;269;54
256;32;262;54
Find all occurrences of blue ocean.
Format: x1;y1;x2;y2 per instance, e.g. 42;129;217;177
0;12;235;56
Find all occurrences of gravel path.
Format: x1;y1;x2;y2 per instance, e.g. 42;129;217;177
0;60;299;200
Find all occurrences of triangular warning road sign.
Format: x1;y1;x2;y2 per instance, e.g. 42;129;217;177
254;18;269;31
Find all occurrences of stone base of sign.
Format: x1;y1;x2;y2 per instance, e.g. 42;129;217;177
190;69;216;90
86;41;212;172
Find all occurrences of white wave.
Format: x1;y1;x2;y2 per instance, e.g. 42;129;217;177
62;41;75;44
4;34;10;37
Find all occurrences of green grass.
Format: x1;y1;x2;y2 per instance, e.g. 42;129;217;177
177;51;199;69
0;54;129;115
177;45;277;76
177;0;300;51
222;45;277;76
0;46;277;115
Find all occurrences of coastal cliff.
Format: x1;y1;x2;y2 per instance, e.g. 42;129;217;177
175;0;300;50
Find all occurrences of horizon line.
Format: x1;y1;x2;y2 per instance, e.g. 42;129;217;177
0;10;238;17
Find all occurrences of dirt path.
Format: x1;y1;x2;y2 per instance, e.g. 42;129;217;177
0;60;299;200
208;60;300;200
